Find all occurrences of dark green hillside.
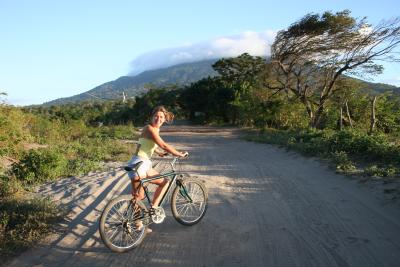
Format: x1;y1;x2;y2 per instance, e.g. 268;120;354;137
44;59;218;106
359;80;400;95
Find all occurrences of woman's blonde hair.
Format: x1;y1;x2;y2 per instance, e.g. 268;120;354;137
152;106;174;123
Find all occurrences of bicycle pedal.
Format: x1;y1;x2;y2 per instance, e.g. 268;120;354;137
148;208;156;215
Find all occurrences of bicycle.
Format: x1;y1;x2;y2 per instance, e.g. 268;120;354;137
99;154;208;253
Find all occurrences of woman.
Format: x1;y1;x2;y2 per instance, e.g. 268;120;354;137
127;106;187;228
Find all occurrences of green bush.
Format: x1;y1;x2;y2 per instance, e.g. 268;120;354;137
331;151;356;172
100;139;136;162
0;174;22;198
364;165;398;177
72;138;108;161
60;137;134;175
11;148;68;185
103;125;137;139
0;106;34;158
66;158;98;176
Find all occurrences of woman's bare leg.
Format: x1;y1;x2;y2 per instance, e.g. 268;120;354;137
130;176;145;200
147;169;170;207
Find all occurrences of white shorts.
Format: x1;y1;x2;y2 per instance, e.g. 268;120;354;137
127;156;152;179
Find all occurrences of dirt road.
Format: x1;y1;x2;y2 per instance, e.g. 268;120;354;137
7;126;400;267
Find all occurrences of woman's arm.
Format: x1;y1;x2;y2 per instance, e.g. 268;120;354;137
147;126;186;157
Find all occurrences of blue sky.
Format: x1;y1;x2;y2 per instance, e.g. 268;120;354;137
1;0;399;105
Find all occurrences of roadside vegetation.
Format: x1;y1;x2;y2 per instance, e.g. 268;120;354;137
1;9;399;258
0;103;137;259
244;128;400;177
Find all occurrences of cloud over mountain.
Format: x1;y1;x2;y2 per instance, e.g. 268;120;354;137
129;30;276;75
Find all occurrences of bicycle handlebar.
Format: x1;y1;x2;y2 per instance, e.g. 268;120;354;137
160;151;189;159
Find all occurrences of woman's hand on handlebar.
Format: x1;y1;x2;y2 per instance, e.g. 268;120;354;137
158;150;188;158
180;151;189;158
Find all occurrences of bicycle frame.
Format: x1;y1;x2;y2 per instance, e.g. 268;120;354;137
139;170;178;207
134;156;189;209
99;154;207;252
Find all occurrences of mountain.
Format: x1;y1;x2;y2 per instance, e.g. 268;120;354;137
43;59;218;106
43;58;399;106
357;80;400;96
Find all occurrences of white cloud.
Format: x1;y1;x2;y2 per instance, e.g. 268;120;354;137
129;30;277;75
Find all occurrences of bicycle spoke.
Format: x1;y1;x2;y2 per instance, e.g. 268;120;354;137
106;222;122;230
108;225;121;243
107;211;122;224
100;196;147;251
172;180;207;225
110;205;124;221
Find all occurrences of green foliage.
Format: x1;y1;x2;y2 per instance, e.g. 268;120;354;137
211;54;266;126
66;158;98;176
89;124;137;139
270;10;400;128
11;148;68;185
287;10;355;36
364;165;398;177
256;98;310;129
212;53;265;86
132;86;183;125
331;151;356;172
0;105;34;157
180;77;234;123
0;174;22;198
94;100;136;125
375;94;400;134
2;103;138;185
245;128;400;176
28;100;137;126
0;197;64;257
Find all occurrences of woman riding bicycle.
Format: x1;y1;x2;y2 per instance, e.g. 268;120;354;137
99;106;206;251
127;106;187;219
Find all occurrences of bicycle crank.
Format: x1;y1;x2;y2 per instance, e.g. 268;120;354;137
151;206;166;224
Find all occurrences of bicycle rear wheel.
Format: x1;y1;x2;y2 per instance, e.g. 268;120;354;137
99;195;148;252
171;178;208;226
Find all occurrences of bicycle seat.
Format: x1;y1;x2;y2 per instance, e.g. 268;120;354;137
124;161;143;172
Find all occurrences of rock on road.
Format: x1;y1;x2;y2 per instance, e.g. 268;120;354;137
6;126;400;267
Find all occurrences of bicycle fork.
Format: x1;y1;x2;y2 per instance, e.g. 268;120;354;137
176;179;193;203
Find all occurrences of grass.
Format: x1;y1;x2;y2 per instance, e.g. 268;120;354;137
0;196;65;259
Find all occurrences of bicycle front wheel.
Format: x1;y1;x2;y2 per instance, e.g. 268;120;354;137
171;178;208;226
99;195;148;252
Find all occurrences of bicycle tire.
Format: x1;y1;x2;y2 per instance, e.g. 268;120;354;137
99;195;148;252
171;178;208;226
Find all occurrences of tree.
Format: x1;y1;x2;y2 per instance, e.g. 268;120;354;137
212;53;266;125
369;95;378;134
180;78;234;123
331;78;361;129
268;10;400;128
131;86;182;125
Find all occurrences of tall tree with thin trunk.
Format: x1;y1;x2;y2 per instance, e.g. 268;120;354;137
345;101;353;128
369;96;378;134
